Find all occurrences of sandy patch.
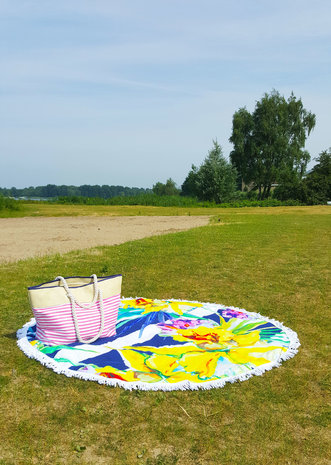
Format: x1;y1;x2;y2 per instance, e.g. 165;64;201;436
0;216;210;263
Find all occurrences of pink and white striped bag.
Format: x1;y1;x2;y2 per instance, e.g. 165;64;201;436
28;274;122;346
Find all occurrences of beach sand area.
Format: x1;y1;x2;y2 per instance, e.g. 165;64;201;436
0;216;210;263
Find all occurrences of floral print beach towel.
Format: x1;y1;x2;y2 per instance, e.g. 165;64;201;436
17;298;300;390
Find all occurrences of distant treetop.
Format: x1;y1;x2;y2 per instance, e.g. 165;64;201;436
0;184;152;199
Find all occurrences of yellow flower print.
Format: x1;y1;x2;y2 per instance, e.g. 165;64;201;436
233;330;260;346
179;350;221;377
121;298;203;315
120;347;152;373
145;354;179;376
122;298;168;314
222;346;286;366
167;300;203;315
165;370;218;384
172;325;235;345
117;340;286;382
94;365;137;382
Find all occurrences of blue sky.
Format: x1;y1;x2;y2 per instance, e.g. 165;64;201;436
1;0;330;189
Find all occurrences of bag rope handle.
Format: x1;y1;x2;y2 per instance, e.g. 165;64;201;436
55;274;104;344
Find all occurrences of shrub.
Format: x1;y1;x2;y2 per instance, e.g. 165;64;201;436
0;196;21;211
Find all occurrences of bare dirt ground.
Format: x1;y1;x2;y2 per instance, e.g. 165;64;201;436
0;216;210;263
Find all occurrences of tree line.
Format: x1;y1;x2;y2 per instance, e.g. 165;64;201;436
0;184;152;199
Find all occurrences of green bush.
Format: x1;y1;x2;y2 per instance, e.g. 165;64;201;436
216;199;303;208
52;194;303;208
0;196;21;211
274;148;330;205
55;194;217;208
273;179;307;203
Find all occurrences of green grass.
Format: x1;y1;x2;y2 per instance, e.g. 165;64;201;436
0;202;215;217
1;201;329;218
0;207;330;464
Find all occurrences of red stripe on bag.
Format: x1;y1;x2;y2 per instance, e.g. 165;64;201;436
34;293;120;345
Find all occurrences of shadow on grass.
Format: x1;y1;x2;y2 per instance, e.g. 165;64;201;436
3;332;17;340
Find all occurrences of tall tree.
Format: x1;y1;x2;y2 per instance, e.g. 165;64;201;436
181;141;237;203
198;141;237;203
228;107;254;190
229;90;316;199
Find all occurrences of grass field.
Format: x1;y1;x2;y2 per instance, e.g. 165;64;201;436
0;206;330;465
1;201;330;218
0;202;213;217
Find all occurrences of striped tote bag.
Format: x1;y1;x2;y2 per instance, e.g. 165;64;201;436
28;274;122;346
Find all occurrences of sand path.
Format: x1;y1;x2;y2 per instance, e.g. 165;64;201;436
0;216;210;263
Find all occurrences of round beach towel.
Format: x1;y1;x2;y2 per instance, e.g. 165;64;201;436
17;298;300;391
